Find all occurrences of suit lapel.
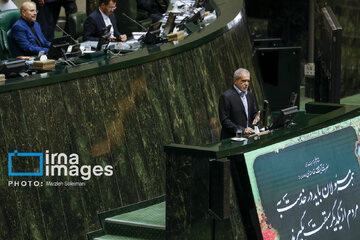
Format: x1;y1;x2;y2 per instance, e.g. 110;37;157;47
245;93;251;114
34;24;44;46
21;19;42;47
231;87;247;119
96;9;106;29
20;19;35;39
109;14;115;26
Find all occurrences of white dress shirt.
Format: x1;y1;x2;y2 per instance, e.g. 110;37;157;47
233;84;249;127
99;8;114;38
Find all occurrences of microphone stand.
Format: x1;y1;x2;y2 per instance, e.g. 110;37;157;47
122;12;162;44
262;100;269;129
55;24;79;44
54;24;77;66
121;13;148;31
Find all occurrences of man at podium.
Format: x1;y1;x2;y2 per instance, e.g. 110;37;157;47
219;68;261;139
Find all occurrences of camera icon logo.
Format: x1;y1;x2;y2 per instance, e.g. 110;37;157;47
8;150;43;176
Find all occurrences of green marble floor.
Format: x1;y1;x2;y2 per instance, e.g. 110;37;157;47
106;202;166;230
300;85;360;110
341;93;360;105
94;235;150;240
89;201;165;240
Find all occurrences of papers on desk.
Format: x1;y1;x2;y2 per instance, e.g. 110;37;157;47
80;40;140;53
231;137;247;142
171;0;195;13
82;50;96;54
132;32;146;40
172;0;195;7
161;13;188;24
80;41;98;50
110;42;129;49
175;15;187;23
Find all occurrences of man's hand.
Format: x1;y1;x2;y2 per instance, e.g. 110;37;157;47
110;36;117;42
252;111;261;125
243;127;254;135
119;34;127;42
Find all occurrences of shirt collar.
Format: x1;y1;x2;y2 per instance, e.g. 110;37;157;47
22;18;35;27
99;8;110;20
233;84;247;97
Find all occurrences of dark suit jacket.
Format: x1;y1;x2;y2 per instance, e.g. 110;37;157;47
9;18;51;57
137;0;168;22
83;9;120;41
219;87;258;139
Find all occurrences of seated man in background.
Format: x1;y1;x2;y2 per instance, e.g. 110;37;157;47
9;1;51;58
219;68;261;140
83;0;127;42
137;0;168;23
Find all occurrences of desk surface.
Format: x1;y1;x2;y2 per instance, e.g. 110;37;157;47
0;0;243;93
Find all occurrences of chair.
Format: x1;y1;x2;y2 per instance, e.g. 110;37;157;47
137;0;168;25
68;11;87;42
0;9;20;60
137;9;153;28
114;0;152;37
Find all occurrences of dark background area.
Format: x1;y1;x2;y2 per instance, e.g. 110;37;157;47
245;0;360;98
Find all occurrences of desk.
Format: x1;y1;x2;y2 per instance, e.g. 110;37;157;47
164;103;360;239
0;0;249;93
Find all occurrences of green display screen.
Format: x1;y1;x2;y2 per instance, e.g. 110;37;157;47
245;116;360;240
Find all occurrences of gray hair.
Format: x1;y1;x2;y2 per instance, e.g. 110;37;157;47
234;68;250;79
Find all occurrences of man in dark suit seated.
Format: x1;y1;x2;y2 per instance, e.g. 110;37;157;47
83;0;127;42
219;68;261;139
8;1;51;57
137;0;168;23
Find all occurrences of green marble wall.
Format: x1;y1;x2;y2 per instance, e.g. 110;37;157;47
0;4;263;240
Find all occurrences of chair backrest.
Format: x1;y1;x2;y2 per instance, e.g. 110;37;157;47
0;9;20;59
0;9;20;32
114;0;142;36
68;11;87;42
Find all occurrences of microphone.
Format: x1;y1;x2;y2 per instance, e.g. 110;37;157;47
288;92;298;107
122;12;162;44
102;25;112;38
262;100;269;128
122;12;147;31
96;25;112;51
55;24;78;44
